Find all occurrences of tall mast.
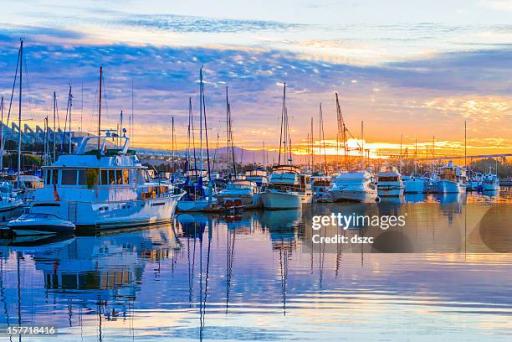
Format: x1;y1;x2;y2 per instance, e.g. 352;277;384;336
97;66;102;152
310;117;314;172
199;68;204;173
171;115;175;164
67;85;72;153
131;79;134;143
53;92;56;161
335;92;347;169
202;71;212;181
43;116;48;165
262;141;266;166
278;83;286;165
0;97;4;172
361;121;364;168
119;110;123;147
17;39;23;184
319;103;327;174
226;86;236;178
399;133;403;173
189;97;197;172
464;120;467;169
80;82;83;132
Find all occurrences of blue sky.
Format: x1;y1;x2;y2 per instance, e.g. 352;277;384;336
0;0;511;154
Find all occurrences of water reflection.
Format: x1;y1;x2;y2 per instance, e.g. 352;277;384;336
0;193;512;340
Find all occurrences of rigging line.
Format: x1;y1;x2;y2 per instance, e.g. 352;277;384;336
5;44;20;128
278;82;286;165
190;97;198;172
202;78;212;181
80;82;83;132
131;79;134;144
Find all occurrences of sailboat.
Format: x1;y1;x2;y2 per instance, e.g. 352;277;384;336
261;83;312;209
0;40;25;215
177;68;219;212
216;87;261;209
329;170;377;202
310;104;332;199
12;66;184;235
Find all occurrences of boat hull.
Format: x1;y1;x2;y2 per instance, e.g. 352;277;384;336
261;191;302;209
30;194;183;232
329;190;377;202
467;181;481;191
10;225;74;236
216;193;261;209
404;179;426;194
177;198;218;212
482;183;500;192
377;185;404;197
436;180;464;193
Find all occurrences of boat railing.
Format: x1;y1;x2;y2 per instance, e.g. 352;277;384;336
75;133;131;156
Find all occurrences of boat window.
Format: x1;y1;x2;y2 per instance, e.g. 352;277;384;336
51;169;59;185
45;169;51;185
122;169;129;184
62;169;78;185
109;169;116;184
144;170;151;182
101;170;108;185
379;176;398;182
116;170;123;184
78;170;86;185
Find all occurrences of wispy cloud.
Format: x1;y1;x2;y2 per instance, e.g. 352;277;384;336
0;3;511;156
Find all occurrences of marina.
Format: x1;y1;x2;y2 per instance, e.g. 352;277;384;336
1;190;512;340
0;39;508;237
0;2;511;339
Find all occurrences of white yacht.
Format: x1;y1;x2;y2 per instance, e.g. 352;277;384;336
217;179;261;208
482;173;500;192
176;170;218;212
26;133;184;233
403;175;426;193
261;165;312;209
328;171;377;202
435;161;467;193
376;166;404;197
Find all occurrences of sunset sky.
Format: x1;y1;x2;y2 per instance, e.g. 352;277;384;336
0;0;511;158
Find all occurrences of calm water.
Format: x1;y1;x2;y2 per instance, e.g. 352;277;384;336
1;190;512;341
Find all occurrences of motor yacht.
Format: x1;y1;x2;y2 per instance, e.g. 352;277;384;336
376;166;404;197
27;133;184;233
261;165;312;209
403;175;426;193
217;179;261;209
435;161;467;193
328;170;377;202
